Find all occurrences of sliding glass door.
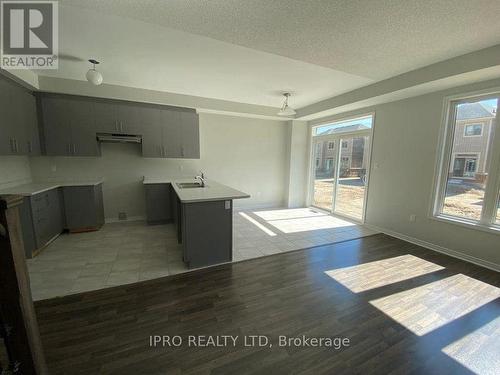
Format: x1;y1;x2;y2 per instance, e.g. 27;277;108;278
334;135;370;219
312;138;337;211
310;116;373;221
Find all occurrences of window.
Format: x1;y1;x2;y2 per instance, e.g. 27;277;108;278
328;142;334;149
434;94;500;230
342;141;348;148
464;123;483;136
314;116;373;136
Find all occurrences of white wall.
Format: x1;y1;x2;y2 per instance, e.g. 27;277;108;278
29;113;288;220
285;120;309;208
0;156;32;189
310;77;500;268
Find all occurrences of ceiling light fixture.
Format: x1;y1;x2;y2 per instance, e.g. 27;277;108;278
277;93;296;116
86;59;103;86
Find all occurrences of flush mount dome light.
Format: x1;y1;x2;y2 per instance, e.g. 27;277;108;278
277;92;296;116
86;59;103;86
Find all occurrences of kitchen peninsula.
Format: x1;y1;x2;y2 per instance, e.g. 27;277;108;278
143;177;249;268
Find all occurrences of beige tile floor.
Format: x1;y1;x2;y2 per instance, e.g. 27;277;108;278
28;207;378;300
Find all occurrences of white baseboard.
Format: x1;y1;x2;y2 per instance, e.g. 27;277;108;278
363;223;500;272
105;215;145;224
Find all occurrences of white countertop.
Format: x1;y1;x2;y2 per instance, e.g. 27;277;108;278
0;180;104;196
144;177;250;203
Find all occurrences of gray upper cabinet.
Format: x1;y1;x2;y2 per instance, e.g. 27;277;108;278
38;93;200;159
41;95;100;156
0;77;16;155
68;99;99;156
140;106;163;157
180;111;200;159
117;102;141;134
0;75;40;156
42;96;72;156
22;91;41;155
161;109;182;158
94;100;141;134
94;100;119;133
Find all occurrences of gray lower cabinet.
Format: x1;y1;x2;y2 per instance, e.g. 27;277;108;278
181;200;233;268
20;188;64;258
145;183;172;224
62;184;105;231
0;74;40;156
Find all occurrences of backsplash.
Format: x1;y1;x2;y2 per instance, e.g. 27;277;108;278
0;156;32;189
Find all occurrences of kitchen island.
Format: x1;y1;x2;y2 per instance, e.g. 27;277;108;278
143;178;249;268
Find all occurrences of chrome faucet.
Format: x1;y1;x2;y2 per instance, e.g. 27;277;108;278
195;171;206;187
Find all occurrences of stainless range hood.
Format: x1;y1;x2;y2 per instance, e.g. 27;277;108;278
96;133;142;144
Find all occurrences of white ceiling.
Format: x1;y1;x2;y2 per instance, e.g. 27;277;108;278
36;5;372;109
36;1;500;110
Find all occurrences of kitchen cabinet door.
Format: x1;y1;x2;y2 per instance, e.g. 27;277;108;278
94;100;119;133
41;96;73;156
117;102;141;134
145;183;172;224
161;109;182;158
140;106;163;157
62;185;104;231
22;90;40;156
180;111;200;159
47;188;63;238
10;84;29;154
69;99;100;157
0;76;16;154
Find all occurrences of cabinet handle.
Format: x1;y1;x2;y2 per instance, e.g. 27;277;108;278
73;144;76;154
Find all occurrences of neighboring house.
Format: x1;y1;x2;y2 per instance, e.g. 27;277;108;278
449;102;496;182
315;124;370;178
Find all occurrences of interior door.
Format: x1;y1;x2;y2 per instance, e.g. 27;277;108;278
312;138;337;211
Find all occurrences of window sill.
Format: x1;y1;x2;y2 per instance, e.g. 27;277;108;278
431;215;500;235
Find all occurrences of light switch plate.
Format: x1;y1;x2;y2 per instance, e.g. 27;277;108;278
224;200;231;210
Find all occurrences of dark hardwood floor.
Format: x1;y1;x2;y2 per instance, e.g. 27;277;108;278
35;234;500;374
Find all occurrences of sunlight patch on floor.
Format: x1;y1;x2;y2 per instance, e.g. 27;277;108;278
370;274;500;336
238;212;277;236
442;316;500;375
253;208;356;234
325;254;444;293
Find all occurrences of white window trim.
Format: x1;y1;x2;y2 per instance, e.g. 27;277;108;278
430;88;500;233
463;123;483;137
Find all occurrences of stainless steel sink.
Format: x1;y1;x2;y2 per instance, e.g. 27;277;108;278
176;182;203;189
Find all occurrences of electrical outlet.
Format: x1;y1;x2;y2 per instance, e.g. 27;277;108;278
409;214;416;222
118;212;127;221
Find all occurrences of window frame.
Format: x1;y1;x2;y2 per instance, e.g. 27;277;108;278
463;123;483;137
431;88;500;233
